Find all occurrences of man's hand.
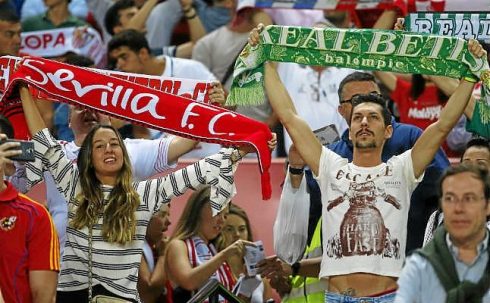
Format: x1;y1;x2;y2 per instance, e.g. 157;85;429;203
257;255;291;279
0;134;21;185
394;18;404;30
248;23;265;47
208;82;226;106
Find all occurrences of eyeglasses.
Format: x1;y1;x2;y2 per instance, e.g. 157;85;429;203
340;91;382;105
441;194;486;206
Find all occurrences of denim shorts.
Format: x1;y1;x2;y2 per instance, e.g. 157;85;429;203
325;290;396;303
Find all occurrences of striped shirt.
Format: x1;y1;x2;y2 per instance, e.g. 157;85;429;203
26;129;237;301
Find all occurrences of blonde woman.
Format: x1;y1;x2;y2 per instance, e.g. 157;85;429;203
19;83;267;302
166;187;250;302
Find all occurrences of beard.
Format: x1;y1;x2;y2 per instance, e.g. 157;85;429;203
355;140;377;149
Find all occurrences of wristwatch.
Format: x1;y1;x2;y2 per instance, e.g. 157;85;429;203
291;261;301;276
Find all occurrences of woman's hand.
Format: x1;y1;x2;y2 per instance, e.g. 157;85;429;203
221;239;255;259
236;132;277;158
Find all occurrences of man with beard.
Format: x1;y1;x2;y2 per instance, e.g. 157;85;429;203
250;24;487;302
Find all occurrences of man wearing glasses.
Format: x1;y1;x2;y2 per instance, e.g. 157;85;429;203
395;164;490;302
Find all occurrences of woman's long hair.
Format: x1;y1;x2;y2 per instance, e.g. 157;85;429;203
171;186;212;242
70;125;140;244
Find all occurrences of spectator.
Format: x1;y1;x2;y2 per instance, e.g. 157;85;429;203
423;137;490;245
19;82;248;302
107;29;222;157
13;53;224;258
191;0;275;128
395;164;490;302
165;186;252;302
138;204;171;303
276;21;356;154
104;0;204;58
20;0;88;22
0;115;60;303
253;23;483;300
218;204;272;302
22;0;88;32
0;9;21;57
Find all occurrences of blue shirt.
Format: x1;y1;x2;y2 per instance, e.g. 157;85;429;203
304;118;450;250
395;230;490;303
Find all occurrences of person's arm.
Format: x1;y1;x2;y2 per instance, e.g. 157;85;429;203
20;85;79;200
166;238;251;290
412;42;486;178
258;255;321;279
138;255;167;301
29;271;58;303
264;62;322;175
412;80;475;178
126;0;159;32
167;136;199;163
393;255;424;303
428;75;459;97
180;0;206;42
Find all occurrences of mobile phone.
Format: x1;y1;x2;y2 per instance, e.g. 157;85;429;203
313;124;340;146
1;139;35;162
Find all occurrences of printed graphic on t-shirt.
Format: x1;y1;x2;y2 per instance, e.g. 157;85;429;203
325;167;402;260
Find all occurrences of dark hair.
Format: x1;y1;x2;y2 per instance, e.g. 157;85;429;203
0;9;20;23
64;53;94;67
350;93;392;126
460;137;490;162
107;29;150;54
0;115;14;138
410;74;447;105
104;0;135;35
438;163;490;201
337;72;377;100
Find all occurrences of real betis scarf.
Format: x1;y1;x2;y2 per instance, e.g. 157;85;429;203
405;13;490;44
2;57;273;199
227;26;489;106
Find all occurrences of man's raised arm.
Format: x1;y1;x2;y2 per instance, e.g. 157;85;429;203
412;39;488;178
248;25;322;175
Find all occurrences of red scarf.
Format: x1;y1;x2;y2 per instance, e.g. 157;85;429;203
2;57;273;199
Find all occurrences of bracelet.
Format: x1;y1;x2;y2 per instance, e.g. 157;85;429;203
462;76;478;83
291;261;301;276
184;12;197;19
289;166;304;175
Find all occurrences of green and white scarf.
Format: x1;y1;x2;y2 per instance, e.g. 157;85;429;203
405;13;490;44
227;25;489;106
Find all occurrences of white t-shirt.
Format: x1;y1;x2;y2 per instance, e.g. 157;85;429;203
277;63;354;153
315;147;423;279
